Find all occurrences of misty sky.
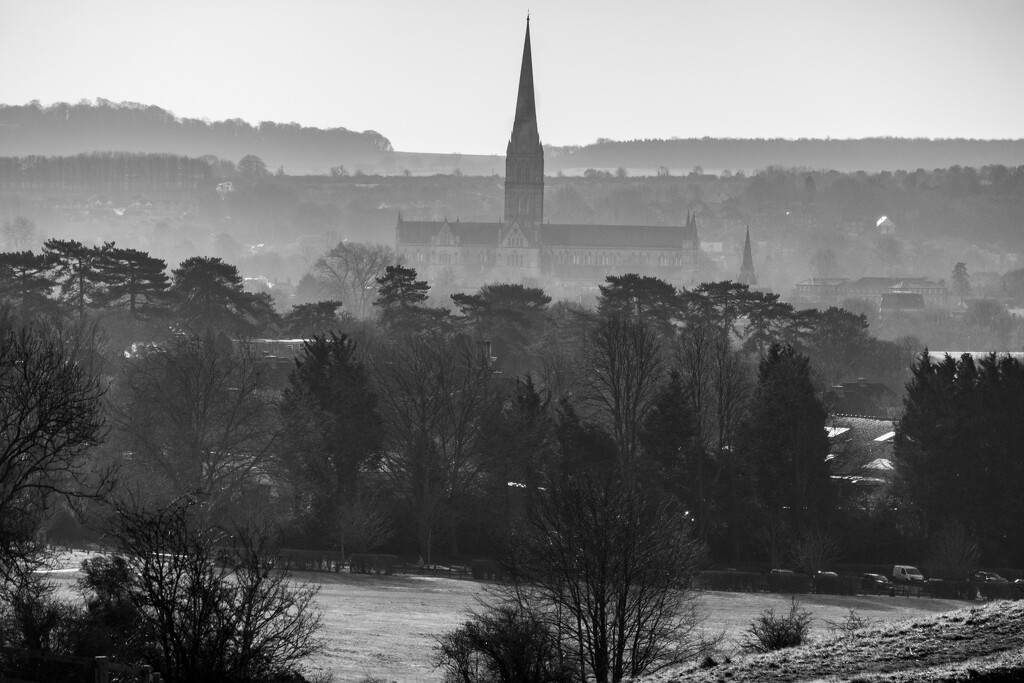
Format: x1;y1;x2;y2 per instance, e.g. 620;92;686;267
3;0;1022;155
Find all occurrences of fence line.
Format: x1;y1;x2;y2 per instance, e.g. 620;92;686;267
0;646;160;683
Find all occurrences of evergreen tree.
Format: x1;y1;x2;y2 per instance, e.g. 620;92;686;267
597;274;682;337
280;333;382;541
640;370;703;510
896;352;1024;565
451;283;550;372
43;239;103;318
170;256;279;336
738;344;832;534
0;251;58;319
373;265;447;332
281;301;345;337
93;244;170;318
952;261;971;304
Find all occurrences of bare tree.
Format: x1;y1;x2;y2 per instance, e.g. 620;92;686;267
674;323;751;541
335;495;393;557
1;216;37;251
754;512;792;569
790;525;840;574
584;317;664;485
112;335;280;516
314;241;396;318
374;332;499;564
927;520;980;580
0;323;106;569
101;498;323;682
506;476;709;683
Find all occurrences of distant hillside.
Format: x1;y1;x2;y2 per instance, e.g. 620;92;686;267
0;99;392;174
547;138;1024;174
5;101;1024;175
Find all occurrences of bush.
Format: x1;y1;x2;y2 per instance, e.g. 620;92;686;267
350;553;398;575
0;560;81;653
741;598;813;653
924;579;973;600
470;559;503;581
694;571;764;592
767;572;812;594
278;548;346;572
977;581;1015;601
435;601;573;683
813;574;860;596
824;609;875;638
100;499;323;683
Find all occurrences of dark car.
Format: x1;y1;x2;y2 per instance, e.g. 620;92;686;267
861;573;891;593
968;571;1009;583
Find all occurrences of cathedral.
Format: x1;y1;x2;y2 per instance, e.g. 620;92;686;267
395;19;701;292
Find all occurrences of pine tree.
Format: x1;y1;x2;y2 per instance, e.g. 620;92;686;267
0;251;58;319
373;265;447;332
280;333;382;539
43;239;103;318
739;344;832;533
896;352;1024;565
170;256;279;336
93;244;170;318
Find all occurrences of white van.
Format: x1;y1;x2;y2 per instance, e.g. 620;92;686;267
892;564;925;583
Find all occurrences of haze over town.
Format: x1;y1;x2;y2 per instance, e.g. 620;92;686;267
2;2;1024;682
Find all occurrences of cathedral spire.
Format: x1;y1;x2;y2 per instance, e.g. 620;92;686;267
511;17;540;150
738;225;757;286
505;17;544;240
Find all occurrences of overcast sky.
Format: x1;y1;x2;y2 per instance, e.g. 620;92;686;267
3;0;1022;155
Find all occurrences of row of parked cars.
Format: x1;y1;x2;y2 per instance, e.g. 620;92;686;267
774;565;1024;597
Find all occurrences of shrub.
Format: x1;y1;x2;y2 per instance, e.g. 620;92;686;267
0;559;81;653
825;609;875;638
694;571;763;592
977;582;1014;601
740;599;813;653
435;601;573;683
101;499;323;683
813;574;860;595
350;553;398;575
924;579;973;600
767;572;812;594
470;559;503;581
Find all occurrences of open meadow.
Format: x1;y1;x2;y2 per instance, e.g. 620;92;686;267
294;571;965;683
40;555;966;683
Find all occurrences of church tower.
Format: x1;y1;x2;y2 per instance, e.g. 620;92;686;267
738;226;758;286
504;18;544;243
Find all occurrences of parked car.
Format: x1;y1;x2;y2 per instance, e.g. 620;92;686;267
892;564;925;583
770;568;794;575
861;572;891;592
968;570;1009;583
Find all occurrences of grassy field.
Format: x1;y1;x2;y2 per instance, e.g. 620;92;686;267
40;554;971;683
644;599;1024;682
295;570;965;683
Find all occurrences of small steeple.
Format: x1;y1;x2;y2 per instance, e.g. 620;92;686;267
738;225;757;286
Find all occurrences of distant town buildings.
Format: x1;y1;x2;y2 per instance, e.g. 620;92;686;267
793;276;948;309
395;20;701;292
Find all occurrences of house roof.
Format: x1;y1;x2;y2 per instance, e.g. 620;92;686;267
543;223;695;249
397;219;502;247
881;292;925;309
826;415;897;477
397;219;697;250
